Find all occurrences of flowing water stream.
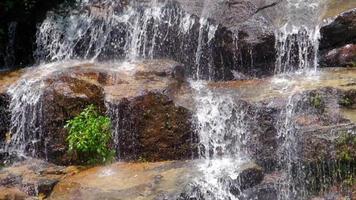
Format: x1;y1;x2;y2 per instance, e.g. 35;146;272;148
3;0;333;199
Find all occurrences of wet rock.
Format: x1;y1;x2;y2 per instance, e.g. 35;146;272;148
320;8;356;51
229;162;264;196
0;187;28;200
320;44;356;67
50;161;197;200
174;0;279;78
0;159;67;198
206;68;356;173
108;93;196;161
41;71;107;164
241;183;278;200
0;93;10;144
7;60;197;164
0;70;23;146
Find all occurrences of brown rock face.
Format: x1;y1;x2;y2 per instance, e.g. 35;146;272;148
320;44;356;67
320;8;356;51
0;159;68;198
108;93;196;161
6;60;196;165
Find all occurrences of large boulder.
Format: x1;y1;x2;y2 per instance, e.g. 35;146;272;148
320;8;356;51
0;159;70;198
34;0;280;80
319;8;356;67
207;68;356;171
320;44;356;67
6;60;197;165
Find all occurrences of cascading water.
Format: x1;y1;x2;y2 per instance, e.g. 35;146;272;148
2;0;343;199
35;0;219;79
274;0;326;73
275;94;308;200
187;81;250;199
5;61;79;158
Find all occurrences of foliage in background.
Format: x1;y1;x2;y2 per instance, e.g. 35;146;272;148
65;105;115;164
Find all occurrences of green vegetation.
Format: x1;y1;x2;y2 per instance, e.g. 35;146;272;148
65;105;115;164
310;94;323;110
339;96;353;107
336;132;356;162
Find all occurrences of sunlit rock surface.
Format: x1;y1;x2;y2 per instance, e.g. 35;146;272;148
0;159;75;198
50;161;195;200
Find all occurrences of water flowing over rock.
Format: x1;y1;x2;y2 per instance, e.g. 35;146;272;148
273;0;326;73
1;0;356;199
3;60;197;164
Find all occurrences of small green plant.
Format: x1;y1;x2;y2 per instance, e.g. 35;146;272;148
339;96;353;107
65;105;115;164
336;131;356;162
310;94;323;109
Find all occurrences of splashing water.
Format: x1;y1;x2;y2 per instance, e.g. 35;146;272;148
5;61;87;158
35;0;219;79
188;80;250;199
275;0;326;73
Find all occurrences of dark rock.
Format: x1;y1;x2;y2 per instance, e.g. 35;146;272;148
0;0;73;69
241;183;278;200
21;179;59;196
320;8;356;51
108;93;197;161
41;72;107;164
320;44;356;67
229;163;264;196
0;93;10;143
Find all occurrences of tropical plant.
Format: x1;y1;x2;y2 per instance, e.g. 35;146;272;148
65;105;115;164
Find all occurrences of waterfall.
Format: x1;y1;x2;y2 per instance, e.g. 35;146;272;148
35;0;219;80
188;80;250;199
5;62;59;158
275;94;308;200
4;61;92;159
274;0;326;73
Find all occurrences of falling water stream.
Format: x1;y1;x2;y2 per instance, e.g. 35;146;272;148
274;0;326;73
2;0;333;199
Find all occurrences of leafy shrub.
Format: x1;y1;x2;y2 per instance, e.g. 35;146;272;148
310;94;323;109
65;105;115;164
339;96;353;107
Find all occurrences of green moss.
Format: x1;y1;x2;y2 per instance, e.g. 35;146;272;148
336;131;356;162
310;94;323;109
339;96;353;107
349;61;356;68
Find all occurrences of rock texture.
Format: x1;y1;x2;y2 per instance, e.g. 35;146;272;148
320;8;356;67
320;44;356;67
50;161;196;200
0;159;74;199
320;8;356;51
4;60;197;165
207;68;356;171
0;93;10;144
